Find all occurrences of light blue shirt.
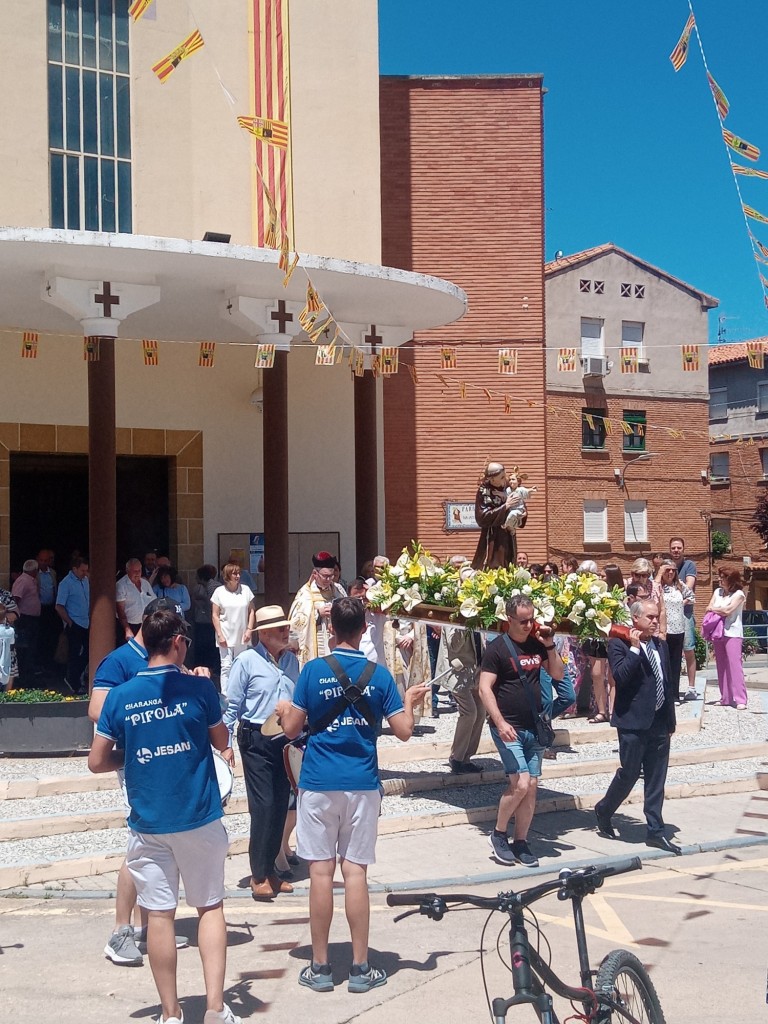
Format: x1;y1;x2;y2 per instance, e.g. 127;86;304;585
223;642;299;743
56;571;90;628
153;582;191;613
38;570;56;606
0;623;14;685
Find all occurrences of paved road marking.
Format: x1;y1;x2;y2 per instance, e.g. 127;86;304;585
588;893;635;944
606;892;768;912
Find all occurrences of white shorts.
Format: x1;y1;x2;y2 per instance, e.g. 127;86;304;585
296;789;381;865
126;818;229;911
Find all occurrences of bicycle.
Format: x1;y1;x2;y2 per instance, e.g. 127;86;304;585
387;856;666;1024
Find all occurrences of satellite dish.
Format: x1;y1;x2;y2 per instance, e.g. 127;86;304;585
554;249;564;260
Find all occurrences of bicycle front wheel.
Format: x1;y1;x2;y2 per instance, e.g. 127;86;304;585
594;949;666;1024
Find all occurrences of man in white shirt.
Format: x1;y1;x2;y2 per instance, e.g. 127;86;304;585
116;558;156;641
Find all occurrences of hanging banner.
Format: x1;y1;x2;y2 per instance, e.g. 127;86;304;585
255;343;276;369
21;331;38;359
380;347;399;375
84;337;100;362
734;165;768;180
503;394;512;414
251;0;292;246
440;346;457;370
351;348;365;377
142;339;158;366
557;347;577;372
237;115;289;150
406;363;418;384
724;130;760;162
682;344;699;371
307;317;333;343
128;0;154;21
305;282;323;313
198;342;216;368
315;344;336;366
747;343;765;370
707;72;729;121
152;30;204;84
744;204;768;224
498;348;518;374
669;13;695;71
620;348;638;373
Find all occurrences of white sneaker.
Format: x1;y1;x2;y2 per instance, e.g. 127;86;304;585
204;1004;242;1024
154;1014;183;1024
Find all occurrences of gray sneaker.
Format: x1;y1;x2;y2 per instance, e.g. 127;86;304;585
488;831;516;865
134;927;189;951
104;925;143;965
298;963;334;992
511;840;539;868
348;963;387;993
683;689;698;702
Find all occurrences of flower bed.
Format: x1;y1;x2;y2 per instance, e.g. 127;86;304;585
0;690;91;756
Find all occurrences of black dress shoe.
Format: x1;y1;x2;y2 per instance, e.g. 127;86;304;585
646;834;682;856
594;806;617;840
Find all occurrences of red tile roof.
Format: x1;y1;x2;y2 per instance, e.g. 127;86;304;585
544;243;718;307
708;340;768;365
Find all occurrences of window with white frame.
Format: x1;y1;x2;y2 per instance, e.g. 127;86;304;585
758;381;768;415
624;500;647;543
709;387;728;421
621;321;644;357
47;0;132;232
709;452;730;480
583;499;608;543
580;318;604;359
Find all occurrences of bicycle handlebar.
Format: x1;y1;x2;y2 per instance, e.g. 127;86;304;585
386;857;642;914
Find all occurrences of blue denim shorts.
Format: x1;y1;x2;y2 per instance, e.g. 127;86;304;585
683;615;696;651
490;726;545;778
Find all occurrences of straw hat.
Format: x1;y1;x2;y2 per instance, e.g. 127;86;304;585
253;605;291;629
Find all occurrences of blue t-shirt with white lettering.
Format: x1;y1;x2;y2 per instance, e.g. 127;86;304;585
92;637;147;690
291;648;404;791
96;665;223;834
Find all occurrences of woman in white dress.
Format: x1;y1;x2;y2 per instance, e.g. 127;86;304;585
210;563;256;694
706;566;748;710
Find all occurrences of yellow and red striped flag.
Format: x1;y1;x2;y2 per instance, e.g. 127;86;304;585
620;420;634;436
734;165;768;180
751;233;768;259
724;129;760;163
440;346;457;370
380;347;399;375
84;337;100;362
282;253;299;288
278;232;290;271
620;348;638;373
603;418;613;436
315;345;336;366
152;30;204;84
237;115;289;151
584;413;596;431
459;381;467;398
351;348;365;377
669;13;695;71
406;363;418;385
252;0;293;246
504;394;512;414
128;0;154;21
744;204;768;224
307;317;333;344
142;339;158;366
371;355;380;379
198;342;215;368
305;282;323;313
498;348;518;374
21;331;38;359
760;272;768;290
747;342;765;370
682;344;699;371
255;343;276;369
707;73;729;121
557;347;577;372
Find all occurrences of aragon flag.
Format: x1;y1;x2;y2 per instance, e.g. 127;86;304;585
670;13;695;71
723;129;760;162
152;30;204;84
707;73;729;121
237;116;289;151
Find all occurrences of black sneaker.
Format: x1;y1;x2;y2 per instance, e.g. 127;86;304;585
511;840;539;868
488;832;516;865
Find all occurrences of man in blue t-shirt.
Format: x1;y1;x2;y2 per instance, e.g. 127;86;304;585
282;597;428;995
89;596;210;967
89;608;240;1024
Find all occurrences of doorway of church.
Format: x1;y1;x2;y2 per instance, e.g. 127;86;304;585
9;453;170;580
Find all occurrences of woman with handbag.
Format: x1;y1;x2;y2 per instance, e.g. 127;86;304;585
706;567;748;710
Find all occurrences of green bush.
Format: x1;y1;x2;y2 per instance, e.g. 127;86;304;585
694;628;707;670
0;688;87;704
711;531;730;559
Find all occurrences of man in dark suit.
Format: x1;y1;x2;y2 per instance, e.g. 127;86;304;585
594;599;681;855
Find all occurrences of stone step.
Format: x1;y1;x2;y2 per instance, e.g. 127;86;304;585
1;771;765;893
0;739;759;845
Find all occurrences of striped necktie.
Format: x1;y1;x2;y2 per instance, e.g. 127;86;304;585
646;640;665;710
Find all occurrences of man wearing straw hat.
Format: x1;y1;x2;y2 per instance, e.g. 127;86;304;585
223;605;299;900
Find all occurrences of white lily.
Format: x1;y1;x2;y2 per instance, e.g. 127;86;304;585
494;595;508;620
401;585;423;612
585;608;596;619
460;597;481;618
595;613;612;635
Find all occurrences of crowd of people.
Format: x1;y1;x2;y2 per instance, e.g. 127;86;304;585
1;479;754;1018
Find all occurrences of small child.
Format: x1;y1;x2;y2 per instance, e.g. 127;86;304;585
0;605;16;691
504;468;537;533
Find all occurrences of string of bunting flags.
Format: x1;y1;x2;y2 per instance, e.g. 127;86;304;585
669;3;768;312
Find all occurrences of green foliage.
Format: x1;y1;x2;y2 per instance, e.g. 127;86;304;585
742;626;761;661
693;628;707;670
751;492;768;546
711;531;730;559
0;688;87;704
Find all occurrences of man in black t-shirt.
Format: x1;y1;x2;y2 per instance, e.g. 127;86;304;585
479;595;563;867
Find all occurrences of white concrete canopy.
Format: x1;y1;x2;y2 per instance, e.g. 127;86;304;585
0;228;468;340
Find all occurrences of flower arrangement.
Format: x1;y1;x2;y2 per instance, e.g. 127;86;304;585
365;543;461;616
543;573;630;641
455;566;555;630
0;688;87;704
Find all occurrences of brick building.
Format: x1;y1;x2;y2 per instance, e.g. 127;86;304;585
380;75;547;561
544;245;716;591
708;341;768;606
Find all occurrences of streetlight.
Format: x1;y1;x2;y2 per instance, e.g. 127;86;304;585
617;452;656;489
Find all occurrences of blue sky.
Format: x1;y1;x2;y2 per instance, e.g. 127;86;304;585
379;1;768;345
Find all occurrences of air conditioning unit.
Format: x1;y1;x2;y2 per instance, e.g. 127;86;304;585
582;356;608;377
638;357;651;373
